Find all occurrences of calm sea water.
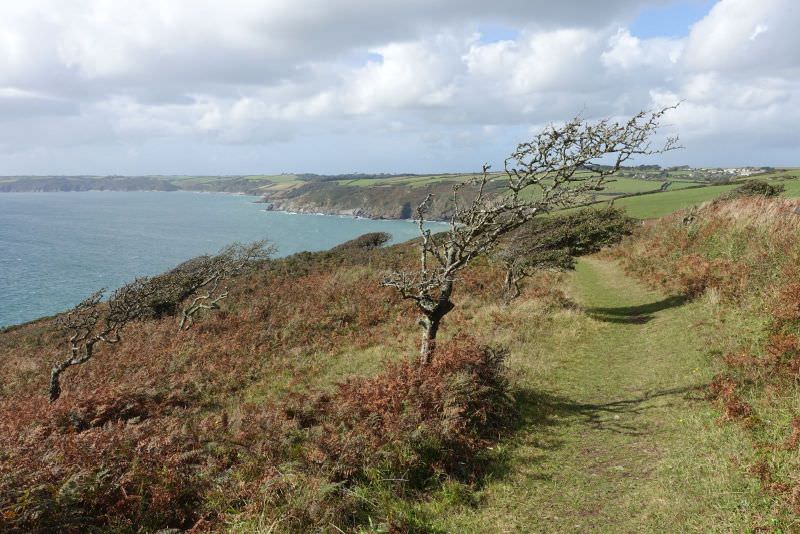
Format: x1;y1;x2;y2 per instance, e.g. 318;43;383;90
0;191;429;327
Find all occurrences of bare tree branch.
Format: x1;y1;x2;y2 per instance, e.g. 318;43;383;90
48;240;275;401
383;107;679;363
50;279;157;401
177;240;275;330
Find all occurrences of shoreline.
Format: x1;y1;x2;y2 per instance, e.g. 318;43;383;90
0;188;427;221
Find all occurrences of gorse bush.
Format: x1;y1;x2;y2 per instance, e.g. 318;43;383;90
331;231;391;251
495;207;635;300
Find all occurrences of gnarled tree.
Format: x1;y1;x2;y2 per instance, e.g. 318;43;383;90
496;207;634;302
49;240;273;401
383;108;678;363
331;232;391;252
50;278;157;401
176;240;274;330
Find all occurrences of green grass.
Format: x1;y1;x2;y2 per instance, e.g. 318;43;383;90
609;178;800;219
599;178;660;194
244;174;304;188
337;174;477;187
424;257;771;532
779;178;800;197
610;184;739;218
758;168;800;180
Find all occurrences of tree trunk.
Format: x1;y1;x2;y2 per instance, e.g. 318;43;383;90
49;344;93;402
419;315;441;365
504;268;513;294
418;297;454;364
503;268;521;303
49;360;69;402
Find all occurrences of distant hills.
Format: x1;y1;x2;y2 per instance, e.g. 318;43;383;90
2;167;797;221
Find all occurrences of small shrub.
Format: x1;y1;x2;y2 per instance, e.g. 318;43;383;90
723;180;785;199
707;375;753;422
332;232;392;252
320;338;513;484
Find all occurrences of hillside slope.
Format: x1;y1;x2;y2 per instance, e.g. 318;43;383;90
2;199;799;531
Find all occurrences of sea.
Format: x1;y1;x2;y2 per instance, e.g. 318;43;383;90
0;191;432;327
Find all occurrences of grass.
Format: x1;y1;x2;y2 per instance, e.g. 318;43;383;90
336;174;700;193
609;177;800;219
600;177;696;194
5;187;800;530
297;172;797;222
610;197;800;529
609;183;739;218
337;174;477;187
426;257;771;532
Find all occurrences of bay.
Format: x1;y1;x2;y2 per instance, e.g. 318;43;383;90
0;191;430;327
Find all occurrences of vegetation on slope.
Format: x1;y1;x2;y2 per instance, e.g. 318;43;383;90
1;109;677;531
0;237;524;532
4;198;800;531
432;256;768;532
614;196;800;526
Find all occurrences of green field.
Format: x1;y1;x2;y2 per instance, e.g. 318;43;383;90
609;184;738;218
337;173;476;187
609;177;800;219
334;170;800;220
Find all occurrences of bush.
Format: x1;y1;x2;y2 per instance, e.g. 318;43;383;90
239;338;515;531
331;232;392;252
723;179;785;199
319;338;513;485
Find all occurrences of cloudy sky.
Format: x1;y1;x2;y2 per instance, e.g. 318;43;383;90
0;0;797;175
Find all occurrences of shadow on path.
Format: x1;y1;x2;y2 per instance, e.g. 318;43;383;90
514;384;706;437
477;384;707;485
586;295;687;325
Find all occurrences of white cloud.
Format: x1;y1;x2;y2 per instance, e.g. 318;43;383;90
601;29;682;70
0;0;798;172
749;23;768;41
682;0;799;73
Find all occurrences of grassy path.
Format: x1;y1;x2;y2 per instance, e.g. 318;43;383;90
437;257;766;533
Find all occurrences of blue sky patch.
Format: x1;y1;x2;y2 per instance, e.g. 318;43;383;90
478;23;520;43
630;0;717;38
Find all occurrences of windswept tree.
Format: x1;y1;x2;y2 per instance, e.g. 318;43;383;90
496;207;634;302
50;279;157;401
49;240;273;401
331;232;391;252
176;240;275;330
383;108;678;363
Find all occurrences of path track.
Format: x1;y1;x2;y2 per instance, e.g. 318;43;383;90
442;257;763;533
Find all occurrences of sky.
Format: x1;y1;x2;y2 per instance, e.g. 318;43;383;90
0;0;797;175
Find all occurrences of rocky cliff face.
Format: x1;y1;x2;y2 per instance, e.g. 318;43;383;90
1;174;505;221
259;179;503;221
260;199;374;218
